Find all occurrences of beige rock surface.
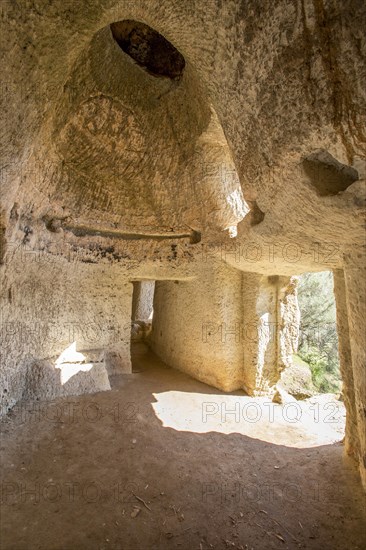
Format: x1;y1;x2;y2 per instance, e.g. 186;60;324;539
0;0;365;487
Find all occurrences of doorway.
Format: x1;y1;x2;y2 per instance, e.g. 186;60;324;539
130;280;155;370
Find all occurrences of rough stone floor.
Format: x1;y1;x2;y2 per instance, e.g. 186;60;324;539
1;345;365;550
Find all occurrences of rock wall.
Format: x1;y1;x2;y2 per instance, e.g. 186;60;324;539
132;281;155;321
150;262;244;391
1;0;365;488
150;262;298;394
0;250;133;413
241;274;299;395
333;269;359;459
342;254;366;488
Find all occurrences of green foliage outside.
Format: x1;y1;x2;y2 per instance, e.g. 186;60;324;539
297;272;342;394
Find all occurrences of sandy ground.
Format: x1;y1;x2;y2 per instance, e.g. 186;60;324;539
1;344;365;550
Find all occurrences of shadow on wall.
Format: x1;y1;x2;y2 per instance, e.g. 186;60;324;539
23;342;111;401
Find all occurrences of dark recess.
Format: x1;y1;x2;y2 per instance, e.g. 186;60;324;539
248;200;265;226
110;20;185;80
303;150;358;196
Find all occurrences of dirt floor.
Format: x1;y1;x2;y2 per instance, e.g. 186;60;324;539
1;344;365;550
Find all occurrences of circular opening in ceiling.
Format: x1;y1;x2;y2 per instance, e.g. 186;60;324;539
110;20;185;80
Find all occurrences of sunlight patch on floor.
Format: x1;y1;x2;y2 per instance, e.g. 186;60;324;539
152;390;345;448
